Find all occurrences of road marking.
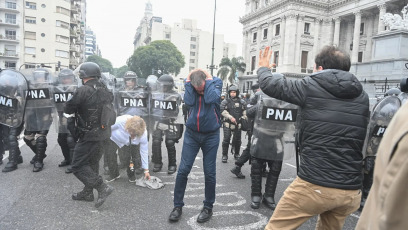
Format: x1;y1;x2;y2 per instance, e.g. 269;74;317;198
285;163;296;168
350;213;360;219
169;183;225;193
279;178;295;182
184;192;246;209
187;210;268;230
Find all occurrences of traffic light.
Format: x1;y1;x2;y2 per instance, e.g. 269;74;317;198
57;61;61;69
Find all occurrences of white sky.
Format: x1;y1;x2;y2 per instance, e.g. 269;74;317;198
86;0;246;68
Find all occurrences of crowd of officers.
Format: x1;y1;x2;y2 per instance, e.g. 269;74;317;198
0;61;403;213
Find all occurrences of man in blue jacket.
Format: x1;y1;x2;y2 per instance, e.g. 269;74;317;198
169;69;222;223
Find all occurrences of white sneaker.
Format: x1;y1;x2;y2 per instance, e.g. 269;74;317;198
105;174;120;183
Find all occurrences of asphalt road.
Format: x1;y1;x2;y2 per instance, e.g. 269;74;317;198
0;125;361;230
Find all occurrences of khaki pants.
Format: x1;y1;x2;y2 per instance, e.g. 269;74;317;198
265;177;361;230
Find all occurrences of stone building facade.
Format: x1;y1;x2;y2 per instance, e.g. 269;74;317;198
238;0;408;98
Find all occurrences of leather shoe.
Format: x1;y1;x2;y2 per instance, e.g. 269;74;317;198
72;190;94;202
222;155;227;163
230;166;245;179
153;163;162;172
250;196;262;209
58;160;70;167
262;195;276;210
168;165;177;174
197;207;213;223
95;184;114;208
169;207;182;222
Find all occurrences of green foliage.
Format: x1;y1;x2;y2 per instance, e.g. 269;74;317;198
217;56;246;84
127;40;185;78
86;55;114;73
114;65;129;78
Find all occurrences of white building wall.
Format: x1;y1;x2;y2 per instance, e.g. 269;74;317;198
170;26;191;79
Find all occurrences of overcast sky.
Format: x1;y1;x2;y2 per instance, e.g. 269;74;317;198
86;0;246;68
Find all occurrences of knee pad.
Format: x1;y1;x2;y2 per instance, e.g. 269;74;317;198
269;160;283;175
36;135;48;149
66;135;76;149
165;139;175;148
251;158;263;175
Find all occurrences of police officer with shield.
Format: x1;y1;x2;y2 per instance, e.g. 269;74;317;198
22;68;56;172
360;87;402;210
220;85;247;163
248;91;297;210
150;74;183;174
0;69;28;172
54;69;78;173
64;62;114;208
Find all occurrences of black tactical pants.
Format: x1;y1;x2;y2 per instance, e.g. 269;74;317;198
0;125;10;156
71;140;105;190
235;131;252;167
222;127;242;156
23;130;49;162
251;157;283;197
57;133;76;163
152;129;177;167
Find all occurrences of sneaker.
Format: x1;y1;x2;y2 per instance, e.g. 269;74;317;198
105;174;120;183
128;174;136;183
95;184;114;208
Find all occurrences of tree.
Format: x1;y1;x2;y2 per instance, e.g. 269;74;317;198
217;56;246;84
86;55;114;73
114;65;129;78
127;40;185;78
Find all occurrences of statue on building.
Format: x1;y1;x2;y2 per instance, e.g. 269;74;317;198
381;4;408;31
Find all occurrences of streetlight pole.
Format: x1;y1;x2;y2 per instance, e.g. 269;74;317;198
210;0;217;76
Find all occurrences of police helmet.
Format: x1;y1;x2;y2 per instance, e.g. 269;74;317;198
400;78;408;93
228;84;239;97
33;68;50;82
221;93;226;98
157;74;174;91
78;62;101;79
384;88;401;97
58;69;75;83
0;69;20;96
251;83;260;90
123;71;137;84
146;75;158;91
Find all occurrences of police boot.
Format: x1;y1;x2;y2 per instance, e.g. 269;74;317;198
65;143;75;174
166;140;177;174
222;144;229;163
95;183;114;208
230;165;245;179
24;137;37;164
152;138;163;172
251;174;262;209
234;144;240;160
263;173;279;210
33;136;47;172
2;149;19;172
72;187;94;202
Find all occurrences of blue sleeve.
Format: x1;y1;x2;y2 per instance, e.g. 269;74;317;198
203;77;222;104
184;82;196;106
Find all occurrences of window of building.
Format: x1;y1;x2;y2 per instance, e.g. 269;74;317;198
251;56;256;71
25;16;36;24
275;24;280;36
360;23;365;35
189;67;195;71
41;18;45;22
55;50;69;58
263;28;268;40
190;44;196;49
190;52;195;56
191;37;196;42
25;64;36;69
5;61;16;69
25;31;36;40
190;59;195;64
358;52;363;62
255;1;259;9
5;45;16;56
41;4;46;8
253;32;257;43
304;23;310;34
5;29;16;40
25;47;36;55
5;14;16;24
6;1;17;9
165;33;171;39
25;1;36;9
56;35;69;43
273;51;279;67
301;51;308;73
41;48;45;52
265;0;270;5
41;33;45;37
56;20;69;29
56;6;70;16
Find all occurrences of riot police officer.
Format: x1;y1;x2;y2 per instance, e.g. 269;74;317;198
23;68;56;172
0;69;28;172
151;74;183;174
360;87;402;210
55;69;78;173
220;85;247;163
64;62;114;208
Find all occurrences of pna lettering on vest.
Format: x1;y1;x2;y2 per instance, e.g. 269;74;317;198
54;92;73;103
373;126;387;137
0;94;17;108
153;100;177;110
262;107;297;122
121;97;147;107
26;89;50;100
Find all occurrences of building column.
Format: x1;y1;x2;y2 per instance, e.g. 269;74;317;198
365;15;374;62
278;16;286;67
352;11;362;63
268;20;274;45
295;15;304;69
378;3;387;33
283;13;297;69
333;17;341;47
313;18;321;60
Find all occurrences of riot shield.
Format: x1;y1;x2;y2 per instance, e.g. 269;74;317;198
101;73;116;93
21;68;57;132
53;75;78;133
398;92;408;105
363;96;401;157
0;69;28;127
116;87;149;117
250;93;298;160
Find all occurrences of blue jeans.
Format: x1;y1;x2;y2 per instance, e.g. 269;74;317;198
173;128;220;209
